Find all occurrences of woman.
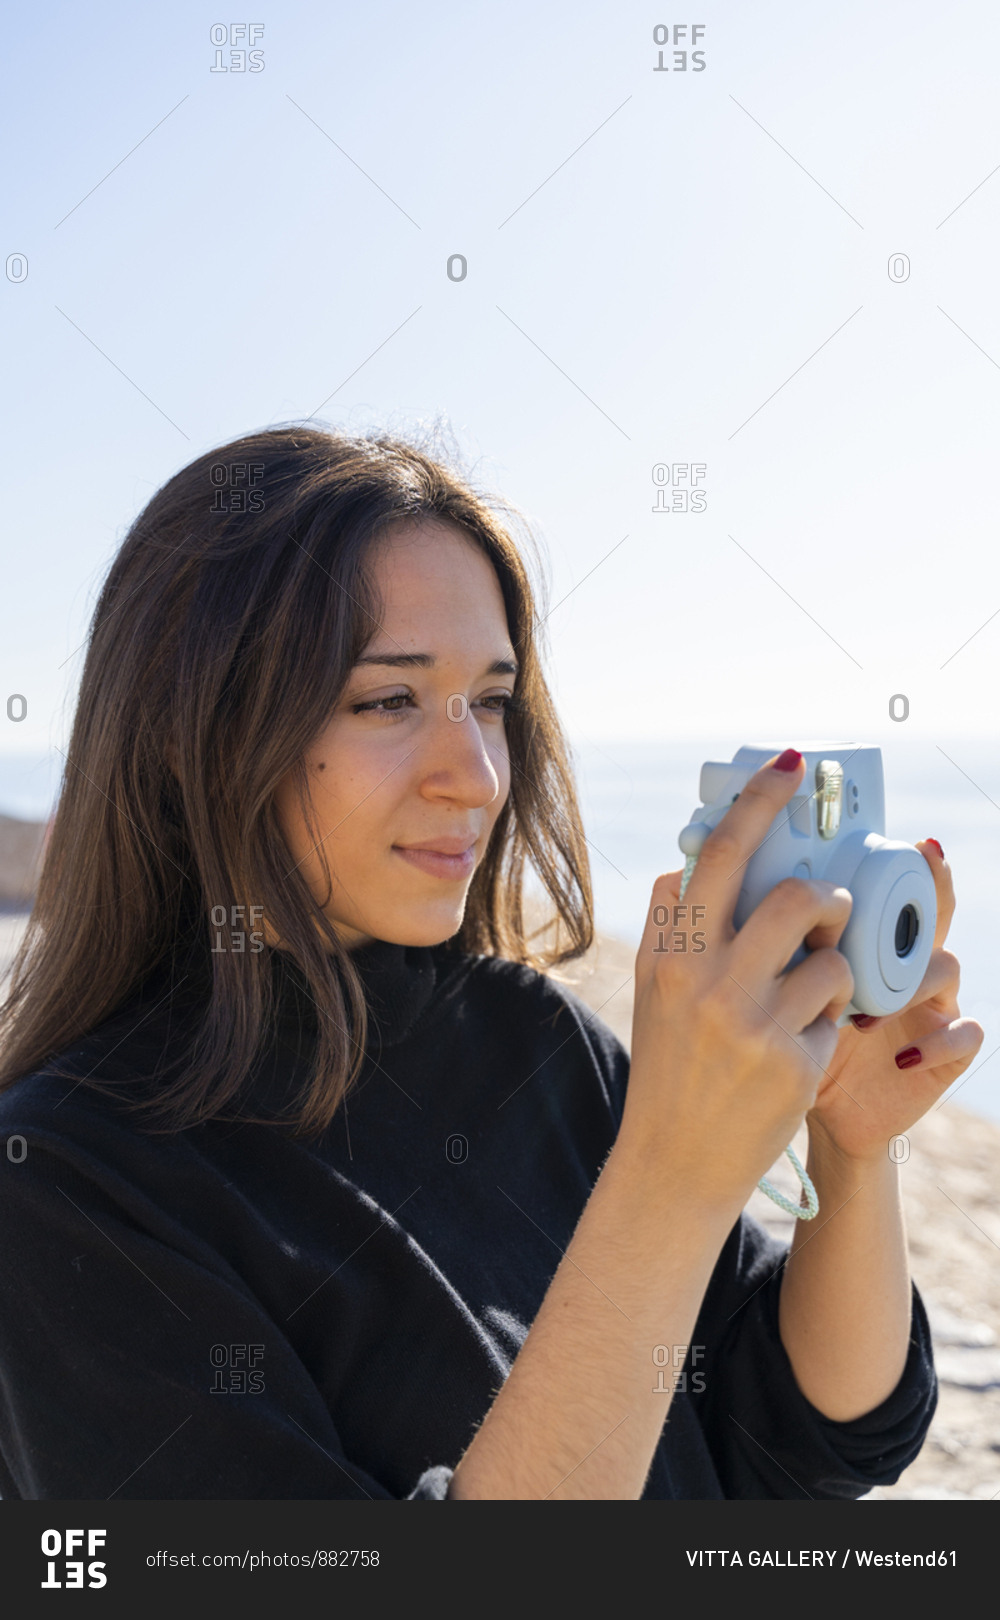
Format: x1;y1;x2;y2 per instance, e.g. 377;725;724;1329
0;425;982;1500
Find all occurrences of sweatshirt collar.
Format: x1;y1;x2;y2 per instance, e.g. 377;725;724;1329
270;935;440;1050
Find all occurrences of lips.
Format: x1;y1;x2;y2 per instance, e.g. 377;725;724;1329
396;836;477;856
393;840;477;880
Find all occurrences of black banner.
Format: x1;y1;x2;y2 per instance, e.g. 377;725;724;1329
1;1500;994;1608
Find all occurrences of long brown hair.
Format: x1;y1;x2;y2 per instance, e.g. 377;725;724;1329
0;423;594;1137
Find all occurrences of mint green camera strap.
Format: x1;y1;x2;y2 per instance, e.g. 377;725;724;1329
679;852;819;1221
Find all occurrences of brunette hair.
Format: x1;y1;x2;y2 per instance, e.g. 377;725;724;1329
0;423;594;1136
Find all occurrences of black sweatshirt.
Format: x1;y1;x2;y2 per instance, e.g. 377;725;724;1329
0;936;936;1500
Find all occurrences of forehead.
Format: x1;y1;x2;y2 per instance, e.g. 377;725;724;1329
367;520;507;617
373;516;477;564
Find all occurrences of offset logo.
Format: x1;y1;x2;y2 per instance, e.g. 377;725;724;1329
210;1343;266;1393
652;24;707;72
40;1529;107;1590
210;23;265;71
652;463;708;513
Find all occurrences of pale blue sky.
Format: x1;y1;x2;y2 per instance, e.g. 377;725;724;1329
2;0;999;762
1;4;999;1123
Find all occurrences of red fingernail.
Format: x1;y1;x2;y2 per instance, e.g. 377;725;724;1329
895;1046;922;1069
925;838;945;860
851;1014;878;1029
773;749;803;773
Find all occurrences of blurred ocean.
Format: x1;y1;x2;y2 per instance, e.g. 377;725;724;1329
0;752;62;822
1;737;997;1121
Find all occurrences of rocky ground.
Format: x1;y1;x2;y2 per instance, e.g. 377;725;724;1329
539;913;1000;1500
0;814;46;910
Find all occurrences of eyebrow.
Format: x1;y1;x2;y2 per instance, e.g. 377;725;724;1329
354;652;519;676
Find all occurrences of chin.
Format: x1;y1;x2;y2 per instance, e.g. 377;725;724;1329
378;900;468;949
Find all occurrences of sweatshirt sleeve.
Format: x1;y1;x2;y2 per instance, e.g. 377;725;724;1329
555;990;938;1499
0;1101;453;1501
688;1213;938;1499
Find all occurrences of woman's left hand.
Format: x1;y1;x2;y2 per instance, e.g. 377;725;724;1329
803;839;985;1164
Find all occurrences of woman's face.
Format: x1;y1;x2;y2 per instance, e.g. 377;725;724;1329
273;519;516;951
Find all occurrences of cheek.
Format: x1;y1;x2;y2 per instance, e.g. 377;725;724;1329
495;742;513;801
299;762;357;843
299;747;398;856
272;773;304;846
274;761;343;861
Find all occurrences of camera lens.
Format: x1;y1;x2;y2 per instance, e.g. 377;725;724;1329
894;904;919;958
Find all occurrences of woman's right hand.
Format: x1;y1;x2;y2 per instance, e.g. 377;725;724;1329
619;749;856;1216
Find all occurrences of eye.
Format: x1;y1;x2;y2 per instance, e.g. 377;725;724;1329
349;689;518;720
349;689;414;717
476;693;515;715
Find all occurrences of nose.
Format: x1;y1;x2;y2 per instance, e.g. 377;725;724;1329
417;699;506;810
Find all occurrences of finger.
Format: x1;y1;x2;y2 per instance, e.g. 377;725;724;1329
732;876;853;983
916;837;955;950
724;963;840;1091
891;1016;984;1077
680;749;807;941
773;944;855;1030
888;947;960;1023
846;947;960;1034
794;1011;843;1086
637;868;684;961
